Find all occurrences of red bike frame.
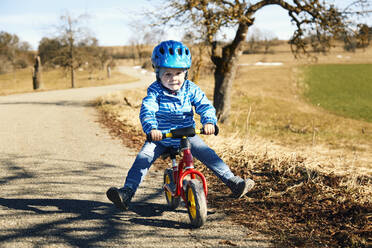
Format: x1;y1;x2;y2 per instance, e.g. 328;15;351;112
153;126;218;204
172;147;208;202
157;126;218;227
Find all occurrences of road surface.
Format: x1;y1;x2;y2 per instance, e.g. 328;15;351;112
0;67;271;247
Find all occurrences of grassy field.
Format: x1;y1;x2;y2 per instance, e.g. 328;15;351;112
303;64;372;122
0;67;137;96
211;47;372;176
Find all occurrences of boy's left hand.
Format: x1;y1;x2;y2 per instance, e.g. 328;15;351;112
203;123;215;135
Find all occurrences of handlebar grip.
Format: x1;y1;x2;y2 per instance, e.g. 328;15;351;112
200;125;219;136
146;133;152;142
146;132;169;142
214;125;219;136
147;125;218;142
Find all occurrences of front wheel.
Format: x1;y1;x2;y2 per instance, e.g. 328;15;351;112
163;168;180;209
186;179;207;228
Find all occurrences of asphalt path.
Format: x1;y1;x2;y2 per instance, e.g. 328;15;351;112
0;67;272;247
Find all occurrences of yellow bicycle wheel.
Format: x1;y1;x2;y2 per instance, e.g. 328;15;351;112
163;168;180;209
186;179;207;228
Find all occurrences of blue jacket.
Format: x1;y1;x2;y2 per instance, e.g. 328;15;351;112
140;80;217;147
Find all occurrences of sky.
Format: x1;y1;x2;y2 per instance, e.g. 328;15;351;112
0;0;370;50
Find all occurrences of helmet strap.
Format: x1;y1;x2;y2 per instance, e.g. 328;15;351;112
154;67;160;82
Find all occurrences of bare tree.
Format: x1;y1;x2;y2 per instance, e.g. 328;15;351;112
245;27;263;54
129;23;165;65
182;31;209;82
261;30;278;54
151;0;371;122
56;12;92;88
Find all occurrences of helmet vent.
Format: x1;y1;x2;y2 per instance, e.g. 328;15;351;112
177;48;182;55
169;48;174;55
159;47;165;54
185;49;189;55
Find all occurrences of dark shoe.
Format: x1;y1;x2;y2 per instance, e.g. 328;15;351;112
227;176;255;198
106;186;134;210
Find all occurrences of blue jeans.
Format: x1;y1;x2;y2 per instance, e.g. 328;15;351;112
123;135;235;192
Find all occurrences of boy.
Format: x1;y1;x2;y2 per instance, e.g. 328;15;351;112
106;40;254;210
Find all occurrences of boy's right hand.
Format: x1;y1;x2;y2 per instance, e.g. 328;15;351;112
150;129;162;141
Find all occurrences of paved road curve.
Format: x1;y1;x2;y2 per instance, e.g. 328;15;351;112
0;67;271;247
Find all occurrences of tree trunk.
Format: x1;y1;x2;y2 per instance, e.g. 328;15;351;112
191;46;204;83
212;23;249;123
213;53;240;123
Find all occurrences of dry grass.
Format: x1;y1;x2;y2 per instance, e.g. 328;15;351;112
220;64;372;176
97;94;371;246
0;67;137;96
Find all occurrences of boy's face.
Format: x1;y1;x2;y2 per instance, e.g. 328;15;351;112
160;68;186;91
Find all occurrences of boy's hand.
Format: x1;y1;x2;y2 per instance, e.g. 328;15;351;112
150;129;162;141
203;123;215;135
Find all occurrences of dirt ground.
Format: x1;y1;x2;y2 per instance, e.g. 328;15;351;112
0;67;273;247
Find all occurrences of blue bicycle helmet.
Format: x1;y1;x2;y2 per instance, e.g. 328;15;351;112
151;40;192;69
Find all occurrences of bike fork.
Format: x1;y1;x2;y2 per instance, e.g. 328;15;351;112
171;158;178;182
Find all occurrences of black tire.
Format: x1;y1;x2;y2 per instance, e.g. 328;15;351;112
186;179;207;228
163;168;180;210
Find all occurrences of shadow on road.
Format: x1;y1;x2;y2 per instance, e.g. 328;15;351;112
0;153;116;187
0;197;192;247
128;186;192;229
0;100;95;108
0;197;123;247
129;216;191;229
129;201;191;229
0;152;198;247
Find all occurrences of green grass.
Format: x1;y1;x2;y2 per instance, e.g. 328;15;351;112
303;64;372;122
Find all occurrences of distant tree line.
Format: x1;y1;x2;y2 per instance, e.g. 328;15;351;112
344;24;372;51
243;28;282;55
297;23;372;54
38;36;112;71
242;24;372;55
0;31;33;74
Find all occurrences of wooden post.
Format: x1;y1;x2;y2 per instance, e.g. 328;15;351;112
107;65;111;78
32;56;42;90
70;64;75;88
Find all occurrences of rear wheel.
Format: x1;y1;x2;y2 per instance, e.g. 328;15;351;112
163;168;180;209
186;179;207;228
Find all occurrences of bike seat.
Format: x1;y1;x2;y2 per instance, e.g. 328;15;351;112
162;147;180;159
170;127;196;138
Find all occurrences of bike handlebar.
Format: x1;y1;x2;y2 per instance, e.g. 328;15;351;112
146;125;219;142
